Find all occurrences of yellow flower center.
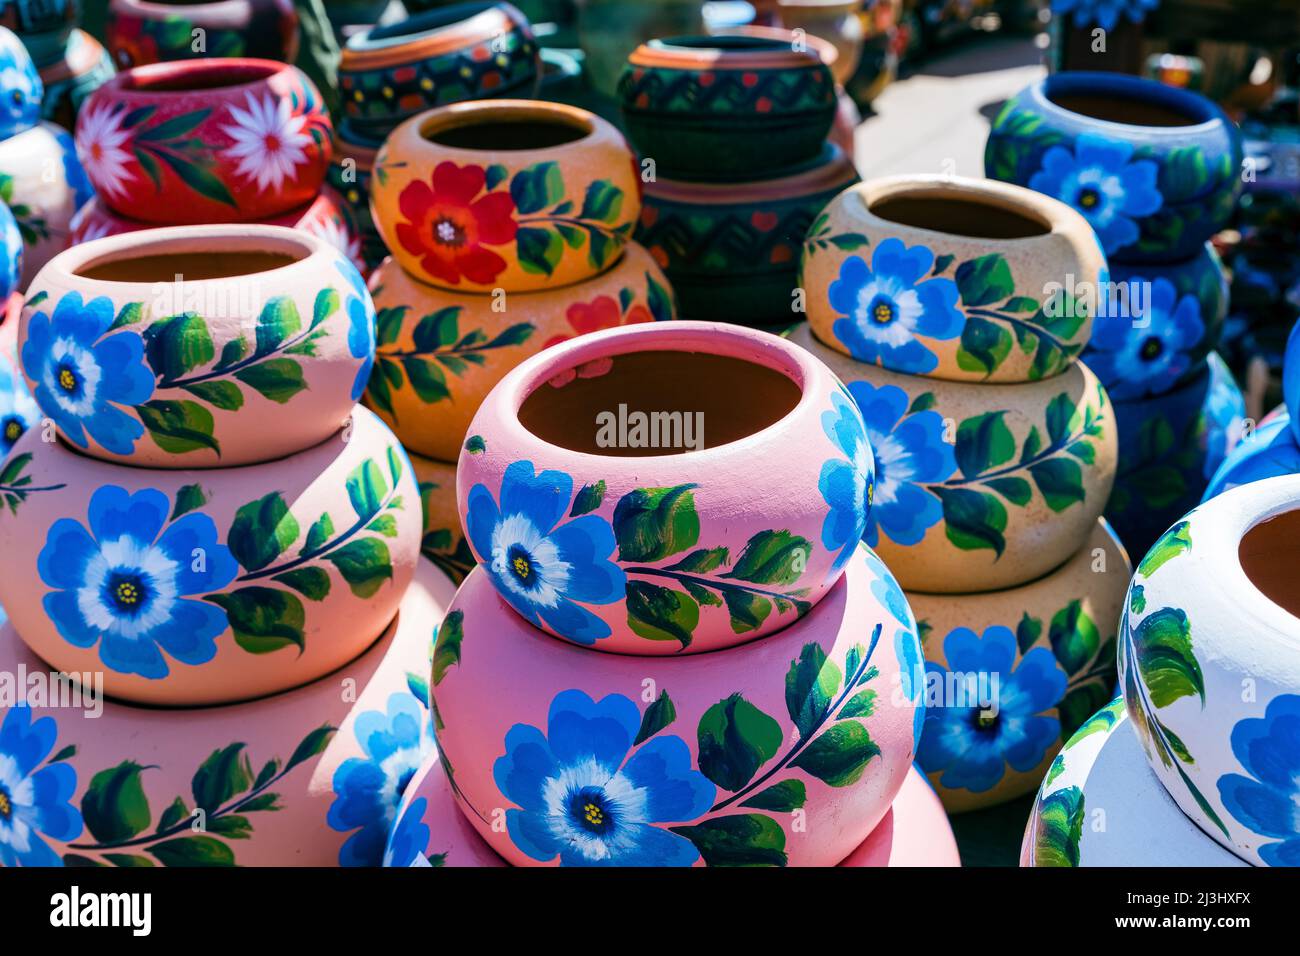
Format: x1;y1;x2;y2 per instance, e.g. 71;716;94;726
58;368;76;391
0;790;10;818
512;555;531;580
116;581;141;605
583;802;603;826
872;302;894;324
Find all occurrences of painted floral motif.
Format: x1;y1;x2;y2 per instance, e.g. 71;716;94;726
0;353;39;458
339;259;375;402
0;201;20;299
56;130;95;210
0;705;82;867
108;14;246;70
1217;694;1300;866
75;100;136;203
1029;132;1163;256
818;389;875;571
222;91;313;194
0;29;41;141
306;210;364;272
544;292;654;348
919;625;1067;792
869;547;924;750
1051;0;1160;30
385;796;434;867
1087;277;1205;400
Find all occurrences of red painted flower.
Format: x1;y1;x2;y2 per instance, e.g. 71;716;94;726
107;18;159;69
394;162;518;286
546;296;653;348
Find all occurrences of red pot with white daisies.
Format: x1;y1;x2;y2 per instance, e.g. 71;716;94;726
75;58;333;225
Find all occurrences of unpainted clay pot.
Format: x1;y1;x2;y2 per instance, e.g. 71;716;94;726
457;320;874;653
371;99;641;294
800;174;1106;383
1119;474;1300;867
0;557;454;868
913;519;1130;813
1204;414;1300;502
0;122;92;285
410;452;474;584
21;225;373;467
0;406;421;706
106;0;300;71
37;29;115;132
789;323;1117;593
430;545;924;867
365;241;675;463
1020;699;1246;867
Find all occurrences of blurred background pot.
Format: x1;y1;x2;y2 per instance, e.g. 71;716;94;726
0;25;42;140
106;0;300;70
35;28;115;131
576;0;707;98
777;0;863;85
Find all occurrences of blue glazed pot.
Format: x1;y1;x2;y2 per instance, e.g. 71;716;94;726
985;72;1242;263
1284;319;1300;444
0;26;42;141
1203;413;1300;502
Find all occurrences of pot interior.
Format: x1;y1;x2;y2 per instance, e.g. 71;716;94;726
660;35;794;52
76;250;303;282
125;61;278;93
424;112;589;150
368;2;497;41
1239;508;1300;618
1048;91;1200;128
870;194;1051;240
518;350;802;456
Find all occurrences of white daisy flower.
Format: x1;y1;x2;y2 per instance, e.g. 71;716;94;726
75;102;136;201
221;92;312;193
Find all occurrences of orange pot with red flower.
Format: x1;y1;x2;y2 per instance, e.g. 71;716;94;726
363;240;675;462
370;99;642;294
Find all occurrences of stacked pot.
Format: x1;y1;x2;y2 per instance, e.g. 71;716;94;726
620;31;860;326
796;171;1129;813
380;320;958;867
985;71;1247;557
0;221;464;868
363;96;675;582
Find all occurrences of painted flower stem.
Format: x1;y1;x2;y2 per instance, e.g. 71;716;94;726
384;339;518;359
517;213;623;237
927;420;1099;489
0;482;66;495
624;566;810;605
967;307;1073;353
161;323;321;390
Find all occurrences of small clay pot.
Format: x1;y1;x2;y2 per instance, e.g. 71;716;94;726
37;29;115;132
985;71;1243;262
457;320;874;653
430;546;922;867
0;200;20;303
327;120;387;272
21;225;373;467
371;99;641;293
365;240;675;463
914;520;1130;813
0;25;42;141
790;323;1117;593
638;143;859;324
0;122;91;285
618;34;836;181
340;2;540;140
0;406;421;706
1020;700;1246;867
1120;474;1300;866
106;0;300;70
801;174;1106;382
410;452;474;584
1204;413;1300;502
77;58;332;224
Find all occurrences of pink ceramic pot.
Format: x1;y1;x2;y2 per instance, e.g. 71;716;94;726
456;320;875;653
21;224;372;468
837;767;960;866
76;58;332;224
430;545;924;867
0;406;421;706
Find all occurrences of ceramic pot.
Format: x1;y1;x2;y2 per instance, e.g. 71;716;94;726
0;326;38;460
431;544;922;867
777;0;863;85
1284;318;1299;443
836;765;960;866
913;519;1129;812
327;121;387;273
371;99;640;294
536;47;585;104
411;452;474;584
1119;474;1300;866
1204;414;1300;501
618;34;836;182
0;122;91;285
1106;351;1244;558
638;143;859;324
576;0;706;97
0;200;20;303
77;59;332;224
0;557;453;868
800;174;1106;383
985;72;1242;263
340;3;540;141
106;0;300;70
0;25;42;141
1020;699;1247;867
20;225;373;468
457;320;874;653
0;0;77;36
1082;241;1227;402
365;240;675;462
790;323;1117;593
37;29;115;132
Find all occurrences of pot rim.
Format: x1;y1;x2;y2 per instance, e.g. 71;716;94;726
644;142;855;203
109;0;265;16
342;2;528;71
1029;70;1228;137
103;56;292;98
630;33;827;71
715;24;839;68
393;98;610;161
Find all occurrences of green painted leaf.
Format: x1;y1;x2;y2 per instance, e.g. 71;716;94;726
626;581;699;648
669;814;787;867
722;589;771;634
138;399;220;455
839;689;877;719
346;458;389;521
634;691;677;746
251;297;302;357
148;835;236;867
612;485;700;562
183;379;244;411
1058;683;1113;740
135;108;208;141
510;161;564;214
81;761;152;844
954;253;1015;306
156;796;189;834
1032;786;1085;867
935;487;1007;555
170;484;208;520
516;227;564;276
785;643;841;738
403;357;450;403
325;538;393;598
192;744;253;814
432;610;464;686
208;587;305;654
1029;457;1086;512
789;722;880;786
1015;612;1043;654
312;288;340;329
208;815;252;839
233;358;306;404
666;547;728;573
955;412;1016;478
1138;521;1192;578
579;179;624;223
1130;584;1146;614
723;530;811;585
305;513;335;554
956;315;1013;375
1049;600;1099;675
228;493;299;571
697;694;783;791
272;567;331;601
465;435;486;455
411;307;460;352
739;779;806;812
144;312;215;380
1129;607;1204;708
984;476;1031;505
569;480;606;517
1045;392;1082;446
286;724;336;771
909;392;937;414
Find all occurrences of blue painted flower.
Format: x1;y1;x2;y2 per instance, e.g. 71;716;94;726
494;689;715;866
55;130;94;209
846;380;955;547
21;291;155;456
0;27;42;141
878;556;925;750
1030;133;1163;256
828;238;965;374
818;389;875;571
383;796;432;867
328;691;433;867
0;705;83;866
1087;277;1204;399
1204;416;1300;501
0;200;22;300
466;460;625;645
338;257;374;402
918;625;1067;793
1217;694;1300;866
0;353;39;458
37;485;238;678
1051;0;1160;31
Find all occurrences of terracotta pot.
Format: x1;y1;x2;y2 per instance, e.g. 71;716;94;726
790;323;1117;593
371;99;640;293
106;0;300;71
777;0;863;85
0;557;453;868
77;58;332;224
1204;413;1300;502
638;143;859;324
1019;699;1246;867
0;25;42;141
914;519;1130;813
365;241;675;462
340;2;540;140
0;0;77;35
327;120;388;273
410;452;474;584
458;320;874;653
1119;474;1300;867
1285;317;1299;443
0;122;92;285
800;174;1106;383
618;34;836;182
836;766;960;866
985;72;1243;263
37;29;115;133
430;545;922;867
0;200;20;303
